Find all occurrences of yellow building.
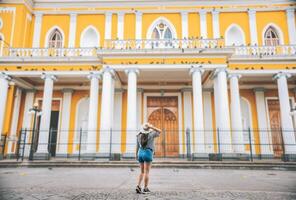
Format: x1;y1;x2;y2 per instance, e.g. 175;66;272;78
0;0;296;160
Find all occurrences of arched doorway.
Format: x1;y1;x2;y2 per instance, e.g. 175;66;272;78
147;97;179;157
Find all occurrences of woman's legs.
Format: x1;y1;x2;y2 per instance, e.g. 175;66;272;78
137;163;144;187
144;162;152;189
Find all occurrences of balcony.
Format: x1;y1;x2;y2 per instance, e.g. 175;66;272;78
0;38;295;60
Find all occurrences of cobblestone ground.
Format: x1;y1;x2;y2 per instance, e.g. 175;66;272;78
0;167;295;200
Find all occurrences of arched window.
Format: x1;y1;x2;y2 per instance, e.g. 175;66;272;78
74;98;89;152
80;26;100;48
225;24;245;46
264;26;280;46
0;33;4;56
151;22;173;40
48;28;63;48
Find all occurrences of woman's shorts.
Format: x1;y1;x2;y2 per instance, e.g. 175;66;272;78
138;148;153;163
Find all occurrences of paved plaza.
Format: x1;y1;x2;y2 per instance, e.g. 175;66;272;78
0;167;295;200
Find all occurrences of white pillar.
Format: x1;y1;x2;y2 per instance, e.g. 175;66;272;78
117;12;124;40
22;90;36;157
56;89;73;156
135;12;142;40
86;72;101;155
32;13;43;48
248;10;258;45
212;11;220;39
181;88;193;154
274;72;296;154
286;8;296;45
112;89;123;154
203;90;214;153
137;88;143;130
105;12;112;40
190;67;205;153
99;68;115;154
68;14;77;48
125;69;139;156
0;74;11;141
35;74;56;156
229;74;245;154
214;69;232;153
293;88;296;128
254;88;273;155
7;88;22;154
181;11;189;48
199;10;207;39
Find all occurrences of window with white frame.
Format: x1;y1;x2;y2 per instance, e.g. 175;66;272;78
264;26;280;46
151;22;173;40
48;28;63;48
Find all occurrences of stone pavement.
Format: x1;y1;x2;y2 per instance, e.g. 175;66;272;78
0;167;295;200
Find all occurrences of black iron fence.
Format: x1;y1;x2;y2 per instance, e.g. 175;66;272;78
0;128;295;162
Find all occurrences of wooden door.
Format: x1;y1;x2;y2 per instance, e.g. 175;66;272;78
147;97;179;157
267;99;283;158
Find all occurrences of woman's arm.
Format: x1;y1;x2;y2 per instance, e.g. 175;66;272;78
148;124;162;133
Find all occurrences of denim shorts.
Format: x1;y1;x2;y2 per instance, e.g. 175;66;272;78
138;148;153;163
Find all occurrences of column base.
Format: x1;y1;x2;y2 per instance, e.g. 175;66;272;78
282;154;296;162
33;152;50;160
121;153;136;159
222;153;250;161
55;153;69;158
209;153;222;161
258;154;274;160
109;153;121;161
5;153;17;159
81;153;96;160
192;153;209;160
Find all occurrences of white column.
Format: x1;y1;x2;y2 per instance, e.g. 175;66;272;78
190;67;205;153
212;11;220;39
181;88;193;154
229;74;245;154
32;13;43;48
293;88;296;128
35;74;56;156
248;10;258;45
214;69;232;153
7;88;22;154
68;14;77;48
286;8;296;45
125;69;139;156
117;12;124;40
274;72;296;154
137;88;143;130
203;90;214;153
99;68;115;154
181;11;189;48
56;89;73;156
22;90;35;157
112;89;123;154
105;12;112;40
0;74;11;141
135;12;142;40
199;10;207;39
254;88;273;155
86;72;101;155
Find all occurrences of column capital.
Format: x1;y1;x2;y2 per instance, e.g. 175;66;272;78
228;73;241;79
62;88;74;93
117;11;125;17
41;74;57;81
181;11;188;16
87;72;102;80
189;67;204;76
213;68;227;78
211;10;220;15
115;88;125;93
248;9;256;15
102;67;116;77
286;8;295;13
135;11;143;17
199;10;207;15
253;87;266;93
24;89;36;93
34;12;43;18
137;88;144;93
69;13;77;18
0;73;11;81
273;72;292;80
125;68;140;76
203;88;213;92
105;12;113;17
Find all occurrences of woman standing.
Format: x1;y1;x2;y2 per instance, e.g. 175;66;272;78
135;122;161;194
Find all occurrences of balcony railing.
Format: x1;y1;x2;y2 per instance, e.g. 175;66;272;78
0;38;295;59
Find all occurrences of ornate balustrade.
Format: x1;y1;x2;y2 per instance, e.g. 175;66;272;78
1;38;295;59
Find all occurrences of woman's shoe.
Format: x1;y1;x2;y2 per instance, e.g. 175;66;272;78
143;187;151;194
136;185;142;194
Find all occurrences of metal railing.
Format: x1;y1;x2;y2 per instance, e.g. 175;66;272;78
1;128;295;162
